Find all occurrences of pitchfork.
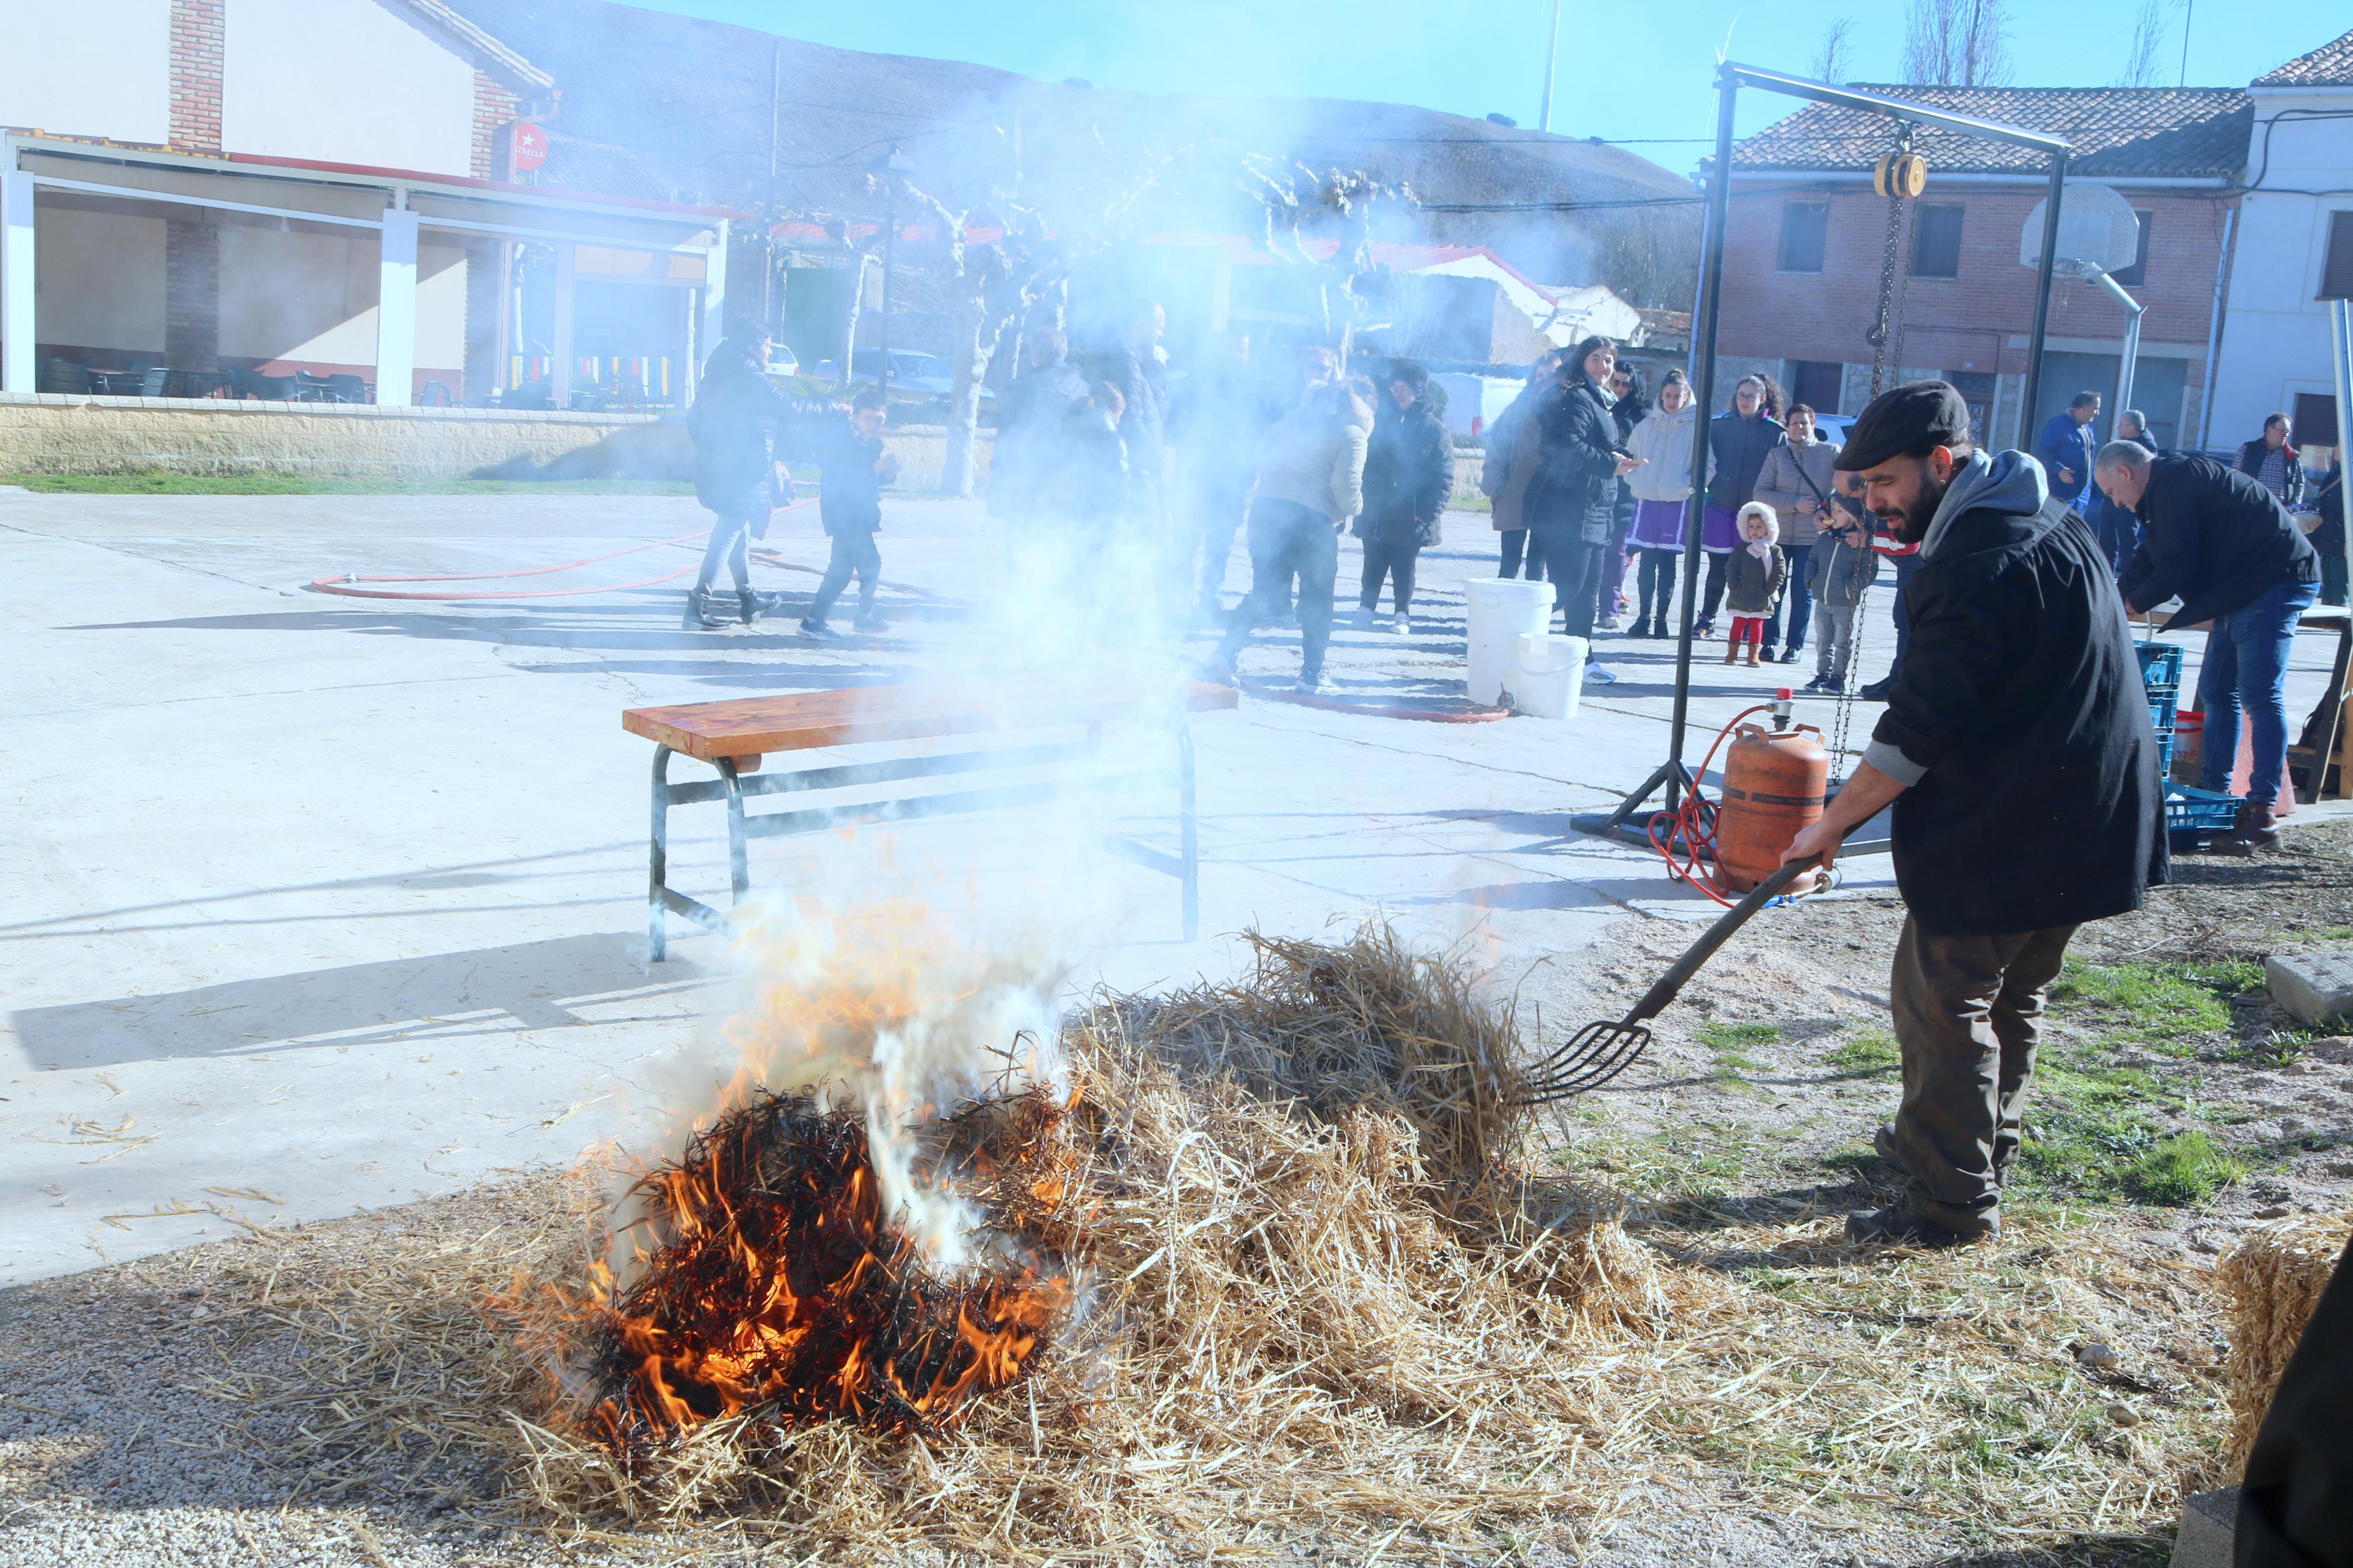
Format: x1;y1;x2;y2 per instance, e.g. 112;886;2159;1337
1517;831;1850;1105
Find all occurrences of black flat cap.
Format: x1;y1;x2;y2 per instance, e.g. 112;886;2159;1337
1833;380;1972;471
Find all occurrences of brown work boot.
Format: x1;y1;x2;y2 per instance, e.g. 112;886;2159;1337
1845;1202;1998;1248
2213;799;2281;856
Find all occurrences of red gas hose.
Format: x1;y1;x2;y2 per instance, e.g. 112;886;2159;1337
1646;703;1777;908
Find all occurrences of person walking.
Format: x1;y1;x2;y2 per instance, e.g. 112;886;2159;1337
991;329;1088;571
1783;382;2167;1248
1753;402;1842;664
1355;360;1454;629
2235;412;2308;511
2100;440;2322;853
1696;376;1783;637
683;329;832;628
1596;363;1648;630
1625;369;1698;638
2035;391;2101;515
1210;350;1371;694
1523;336;1643;680
800;386;900;638
1804;475;1881;694
1482;350;1561;581
1169;332;1275;623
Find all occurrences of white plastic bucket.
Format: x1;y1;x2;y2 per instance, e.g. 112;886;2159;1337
1509;632;1588;719
1465;578;1556;705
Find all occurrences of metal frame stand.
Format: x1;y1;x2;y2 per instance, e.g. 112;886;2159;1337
647;720;1199;961
1573;62;2072;855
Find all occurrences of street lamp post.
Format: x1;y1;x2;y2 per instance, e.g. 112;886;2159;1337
875;147;914;407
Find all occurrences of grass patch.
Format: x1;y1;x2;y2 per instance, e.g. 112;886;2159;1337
2015;1057;2239;1207
1827;1029;1899;1076
3;471;695;496
2048;959;2252;1052
1696;1021;1781;1050
2122;1131;2246;1206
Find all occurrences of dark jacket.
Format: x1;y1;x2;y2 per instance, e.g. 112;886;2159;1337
1356;391;1454;547
1703;409;1783;511
989;358;1087;521
2314;463;2345;561
687;347;832;518
1723;542;1787;615
1806;523;1882;608
2117;453;2320;628
1524;378;1624;543
2035;411;2099;509
2234;436;2309;510
1090;340;1165;497
2235;1231;2353;1568
1866;450;2166;937
814;417;887;535
1170;354;1277;503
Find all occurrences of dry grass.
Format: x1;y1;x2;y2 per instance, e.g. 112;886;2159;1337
2215;1209;2353;1477
178;927;2240;1563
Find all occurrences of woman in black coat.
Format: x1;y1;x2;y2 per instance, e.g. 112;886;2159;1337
1522;335;1641;648
1355;360;1454;625
685;331;833;627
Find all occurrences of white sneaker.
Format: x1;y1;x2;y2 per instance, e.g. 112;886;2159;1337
1584;663;1619;685
1597;613;1621;631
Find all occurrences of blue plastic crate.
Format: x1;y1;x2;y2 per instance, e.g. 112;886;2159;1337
2138;642;2183;692
2165;782;2238;834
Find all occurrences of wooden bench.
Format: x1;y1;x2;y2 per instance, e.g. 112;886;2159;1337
622;678;1237;960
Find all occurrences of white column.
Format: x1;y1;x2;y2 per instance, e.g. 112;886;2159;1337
699;219;730;364
375;208;418;407
550;242;576;406
1;170;35;395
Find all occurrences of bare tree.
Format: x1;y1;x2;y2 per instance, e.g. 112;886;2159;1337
1811;16;1858;84
1902;0;2014;86
2118;0;2169;87
1237;160;1416;369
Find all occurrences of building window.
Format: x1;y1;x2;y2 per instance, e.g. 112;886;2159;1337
1909;204;1964;279
1790;360;1843;413
1946;371;1996;447
2323;211;2353;300
2294;392;2341;449
1777;201;1829;274
2111;211;2155;287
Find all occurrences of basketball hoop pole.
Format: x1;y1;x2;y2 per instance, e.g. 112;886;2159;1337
2020;156;2070;447
1573;64;2071;847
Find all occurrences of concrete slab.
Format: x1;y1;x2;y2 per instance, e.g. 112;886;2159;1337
2267;952;2353;1026
3;488;2331;1285
2169;1487;2237;1568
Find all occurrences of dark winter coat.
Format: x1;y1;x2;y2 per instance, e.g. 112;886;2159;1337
2035;411;2099;509
1806;524;1882;608
1723;542;1787;615
1356;392;1454;547
1524;378;1624;544
1170;355;1277;503
989;359;1087;521
2314;464;2345;561
2117;453;2320;628
814;417;887;536
2234;436;2308;510
1866;450;2167;937
687;348;832;518
1091;341;1165;490
1702;409;1783;511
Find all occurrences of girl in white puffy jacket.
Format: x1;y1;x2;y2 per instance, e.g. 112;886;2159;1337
1621;370;1698;638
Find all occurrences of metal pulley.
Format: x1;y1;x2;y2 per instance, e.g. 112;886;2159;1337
1874;150;1928;200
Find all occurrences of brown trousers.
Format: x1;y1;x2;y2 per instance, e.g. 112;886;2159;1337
1886;918;2078;1234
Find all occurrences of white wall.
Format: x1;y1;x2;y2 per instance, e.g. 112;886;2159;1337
0;1;172;145
219;227;466;375
2212;88;2353;449
35;207;166;351
222;0;477;177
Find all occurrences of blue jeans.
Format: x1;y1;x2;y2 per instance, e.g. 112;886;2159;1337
2198;577;2318;805
1766;543;1812;652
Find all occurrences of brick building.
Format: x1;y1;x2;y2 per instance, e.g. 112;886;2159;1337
1717;86;2251;451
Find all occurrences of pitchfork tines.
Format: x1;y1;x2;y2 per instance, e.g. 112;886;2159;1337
1515;837;1847;1105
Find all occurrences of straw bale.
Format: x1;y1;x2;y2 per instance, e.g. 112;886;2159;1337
2215;1208;2353;1476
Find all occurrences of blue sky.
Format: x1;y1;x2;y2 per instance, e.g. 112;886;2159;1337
634;1;2349;171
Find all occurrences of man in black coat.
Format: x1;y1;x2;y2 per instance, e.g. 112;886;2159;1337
684;330;834;628
1354;359;1454;627
2100;444;2320;852
1783;382;2167;1248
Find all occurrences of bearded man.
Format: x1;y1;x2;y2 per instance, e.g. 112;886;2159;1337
1781;381;2168;1247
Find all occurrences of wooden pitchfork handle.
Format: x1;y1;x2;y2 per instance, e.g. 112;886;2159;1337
1623;823;1861;1026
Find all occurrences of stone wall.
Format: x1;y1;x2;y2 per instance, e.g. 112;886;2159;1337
0;393;1000;490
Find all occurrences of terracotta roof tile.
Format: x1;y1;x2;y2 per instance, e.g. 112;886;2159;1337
2255;28;2353;87
1733;86;2249;180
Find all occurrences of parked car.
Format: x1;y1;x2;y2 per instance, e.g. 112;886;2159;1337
1812;412;1856;446
1431;372;1522;441
763;346;800;378
809;348;990;403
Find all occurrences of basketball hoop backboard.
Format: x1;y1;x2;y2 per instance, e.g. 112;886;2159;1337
2021;182;2139;278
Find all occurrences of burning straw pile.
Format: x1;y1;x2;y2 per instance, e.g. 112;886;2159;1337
204;922;1680;1560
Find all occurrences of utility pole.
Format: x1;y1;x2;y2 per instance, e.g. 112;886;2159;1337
2178;0;2193;88
1539;0;1560;133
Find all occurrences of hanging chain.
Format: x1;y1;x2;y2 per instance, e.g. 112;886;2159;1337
1829;126;1920;782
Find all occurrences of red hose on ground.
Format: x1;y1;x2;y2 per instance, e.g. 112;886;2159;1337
1646;703;1776;908
1233;673;1514;724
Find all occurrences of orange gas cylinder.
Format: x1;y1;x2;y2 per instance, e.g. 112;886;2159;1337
1714;723;1829;892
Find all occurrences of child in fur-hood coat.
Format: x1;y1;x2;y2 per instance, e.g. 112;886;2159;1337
1722;501;1787;663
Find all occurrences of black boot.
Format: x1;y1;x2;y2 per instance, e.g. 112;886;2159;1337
737;587;760;625
2213;798;2281;856
682;586;727;628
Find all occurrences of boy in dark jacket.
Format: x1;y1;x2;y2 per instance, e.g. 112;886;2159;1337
1355;360;1454;627
800;386;900;638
